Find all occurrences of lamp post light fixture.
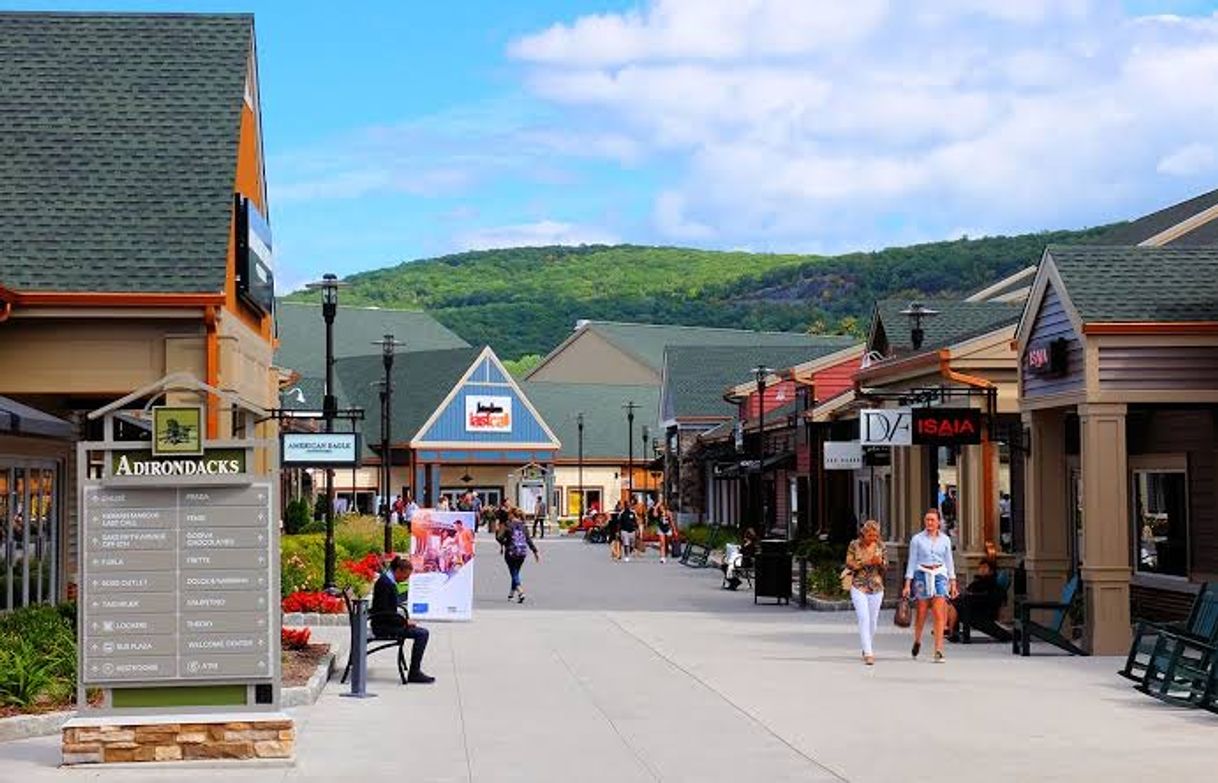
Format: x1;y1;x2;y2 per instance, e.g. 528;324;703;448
373;334;406;554
623;400;638;503
305;272;344;590
753;365;773;532
576;412;585;520
641;425;650;499
900;301;940;351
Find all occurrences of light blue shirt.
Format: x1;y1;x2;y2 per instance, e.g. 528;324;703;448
905;530;956;580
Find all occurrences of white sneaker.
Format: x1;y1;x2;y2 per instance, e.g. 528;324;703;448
660;557;666;563
624;557;631;562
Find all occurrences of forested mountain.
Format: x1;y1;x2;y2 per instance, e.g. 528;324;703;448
287;225;1119;360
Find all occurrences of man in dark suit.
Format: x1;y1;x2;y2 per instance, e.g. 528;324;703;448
371;556;434;684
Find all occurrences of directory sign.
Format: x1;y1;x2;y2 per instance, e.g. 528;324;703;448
81;484;275;684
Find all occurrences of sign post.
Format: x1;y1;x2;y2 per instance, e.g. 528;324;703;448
62;376;293;767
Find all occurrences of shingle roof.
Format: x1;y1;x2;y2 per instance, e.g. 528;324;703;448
1091;187;1218;247
871;299;1022;355
275;302;469;380
1046;245;1218;323
0;13;253;293
662;342;855;421
521;382;660;461
585;321;852;374
334;347;481;447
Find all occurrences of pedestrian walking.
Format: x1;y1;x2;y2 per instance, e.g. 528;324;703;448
902;508;958;663
655;501;674;563
618;500;638;562
606;505;622;560
844;520;886;665
496;509;540;602
532;496;547;539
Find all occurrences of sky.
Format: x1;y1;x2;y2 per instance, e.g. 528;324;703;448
10;0;1218;290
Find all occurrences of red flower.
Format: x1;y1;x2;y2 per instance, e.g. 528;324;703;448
341;553;386;582
281;591;344;614
281;627;312;650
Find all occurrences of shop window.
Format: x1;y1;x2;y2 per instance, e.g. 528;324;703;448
1133;466;1189;578
567;488;602;516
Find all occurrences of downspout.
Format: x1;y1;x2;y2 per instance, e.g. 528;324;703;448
205;305;221;439
938;353;998;550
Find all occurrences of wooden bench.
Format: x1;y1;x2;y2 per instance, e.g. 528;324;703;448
339;588;409;685
959;569;1013;644
1120;582;1218;682
1011;574;1087;657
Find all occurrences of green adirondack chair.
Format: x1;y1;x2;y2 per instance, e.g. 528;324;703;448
1012;574;1087;656
1136;630;1218;708
1119;582;1218;682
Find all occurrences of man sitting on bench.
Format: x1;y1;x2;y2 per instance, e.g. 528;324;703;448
372;556;435;684
946;558;1008;643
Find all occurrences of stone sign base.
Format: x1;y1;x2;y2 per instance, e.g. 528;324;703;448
61;712;294;765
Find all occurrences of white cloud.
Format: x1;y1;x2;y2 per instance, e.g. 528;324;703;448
454;220;620;251
509;1;1218;247
1158;143;1218;176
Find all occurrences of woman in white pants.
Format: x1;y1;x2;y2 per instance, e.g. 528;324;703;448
845;520;887;665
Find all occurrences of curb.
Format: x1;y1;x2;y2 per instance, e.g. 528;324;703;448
282;613;349;627
281;651;336;708
0;709;74;744
807;597;853;611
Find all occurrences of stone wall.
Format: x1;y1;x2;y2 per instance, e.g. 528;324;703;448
61;718;294;765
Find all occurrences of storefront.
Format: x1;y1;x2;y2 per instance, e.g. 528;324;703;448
1017;245;1218;654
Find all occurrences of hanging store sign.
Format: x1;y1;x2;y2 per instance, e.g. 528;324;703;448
465;395;512;432
860;408;912;447
281;432;361;467
911;407;982;446
823;441;863;470
1024;338;1069;378
110;449;246;478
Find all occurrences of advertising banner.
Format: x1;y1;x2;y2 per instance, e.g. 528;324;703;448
465;395;512;432
407;510;476;621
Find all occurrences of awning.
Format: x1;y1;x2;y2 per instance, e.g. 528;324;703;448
0;395;74;439
712;451;795;478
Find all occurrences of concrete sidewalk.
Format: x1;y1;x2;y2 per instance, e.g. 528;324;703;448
2;536;1216;782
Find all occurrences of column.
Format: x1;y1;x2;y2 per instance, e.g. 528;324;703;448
1079;402;1131;655
427;464;442;508
1022;409;1071;601
414;464;426;506
955;443;985;577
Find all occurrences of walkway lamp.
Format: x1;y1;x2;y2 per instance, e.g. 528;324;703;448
623;401;638;502
900;301;939;351
641;425;650;498
576;412;585;520
306;273;343;590
374;334;405;554
753;365;773;531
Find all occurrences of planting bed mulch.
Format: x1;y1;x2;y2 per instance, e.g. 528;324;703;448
282;643;332;687
0;690;102;719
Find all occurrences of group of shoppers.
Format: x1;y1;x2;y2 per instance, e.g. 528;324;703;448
843;508;961;665
603;497;676;562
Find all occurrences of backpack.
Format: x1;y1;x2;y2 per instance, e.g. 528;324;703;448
508;525;530;557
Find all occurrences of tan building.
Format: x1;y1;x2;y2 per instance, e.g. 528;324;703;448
0;13;276;606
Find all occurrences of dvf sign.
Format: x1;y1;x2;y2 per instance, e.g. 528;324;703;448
860;408;912;447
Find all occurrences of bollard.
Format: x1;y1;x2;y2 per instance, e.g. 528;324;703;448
798;556;808;609
341;597;377;699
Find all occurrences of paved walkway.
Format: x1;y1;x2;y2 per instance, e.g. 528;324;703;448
4;535;1218;782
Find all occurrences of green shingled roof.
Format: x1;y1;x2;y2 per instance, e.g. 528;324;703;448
521;382;660;461
275;302;469;380
0;13;253;292
661;341;855;421
1046;245;1218;323
585;321;849;374
1091;188;1218;247
870;299;1022;355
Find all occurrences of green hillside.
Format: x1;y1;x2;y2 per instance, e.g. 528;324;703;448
287;226;1119;360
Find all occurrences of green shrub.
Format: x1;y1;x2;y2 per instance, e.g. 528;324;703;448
682;524;739;548
280;516;409;597
283;499;313;535
808;561;848;600
0;604;77;708
794;537;847;566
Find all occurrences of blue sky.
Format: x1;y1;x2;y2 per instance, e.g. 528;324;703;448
10;1;1218;290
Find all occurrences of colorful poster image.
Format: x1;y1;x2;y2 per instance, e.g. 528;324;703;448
465;395;512;432
407;510;476;621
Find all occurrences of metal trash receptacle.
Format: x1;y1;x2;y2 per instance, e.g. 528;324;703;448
754;538;792;605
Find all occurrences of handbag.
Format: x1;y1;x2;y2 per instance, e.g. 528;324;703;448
893;596;912;628
839;567;854;592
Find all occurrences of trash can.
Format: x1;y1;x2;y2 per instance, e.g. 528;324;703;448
754;539;792;605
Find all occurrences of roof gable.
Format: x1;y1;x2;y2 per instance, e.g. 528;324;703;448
0;13;253;293
870;298;1023;356
1091;187;1218;247
589;321;851;373
1045;245;1218;324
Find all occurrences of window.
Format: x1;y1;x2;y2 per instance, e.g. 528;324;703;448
567;488;602;516
1132;464;1189;577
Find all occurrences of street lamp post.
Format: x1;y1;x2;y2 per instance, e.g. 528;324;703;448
374;334;405;554
641;425;650;500
306;273;341;590
900;301;940;351
753;365;773;532
576;412;585;520
623;401;638;503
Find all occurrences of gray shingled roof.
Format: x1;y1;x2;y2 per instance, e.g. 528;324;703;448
0;13;253;292
275;302;469;380
521;382;660;460
662;342;854;421
1091;187;1218;247
1046;245;1218;323
585;321;851;374
870;299;1022;355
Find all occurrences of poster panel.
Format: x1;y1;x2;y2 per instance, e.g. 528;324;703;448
407;510;476;621
465;395;512;432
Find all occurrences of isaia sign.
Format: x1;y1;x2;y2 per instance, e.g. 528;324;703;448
911;408;982;446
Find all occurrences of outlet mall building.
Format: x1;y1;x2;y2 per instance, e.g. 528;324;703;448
0;13;278;609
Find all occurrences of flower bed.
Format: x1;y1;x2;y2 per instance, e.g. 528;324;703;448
281;627;313;650
280;516;408;598
281;591;344;615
